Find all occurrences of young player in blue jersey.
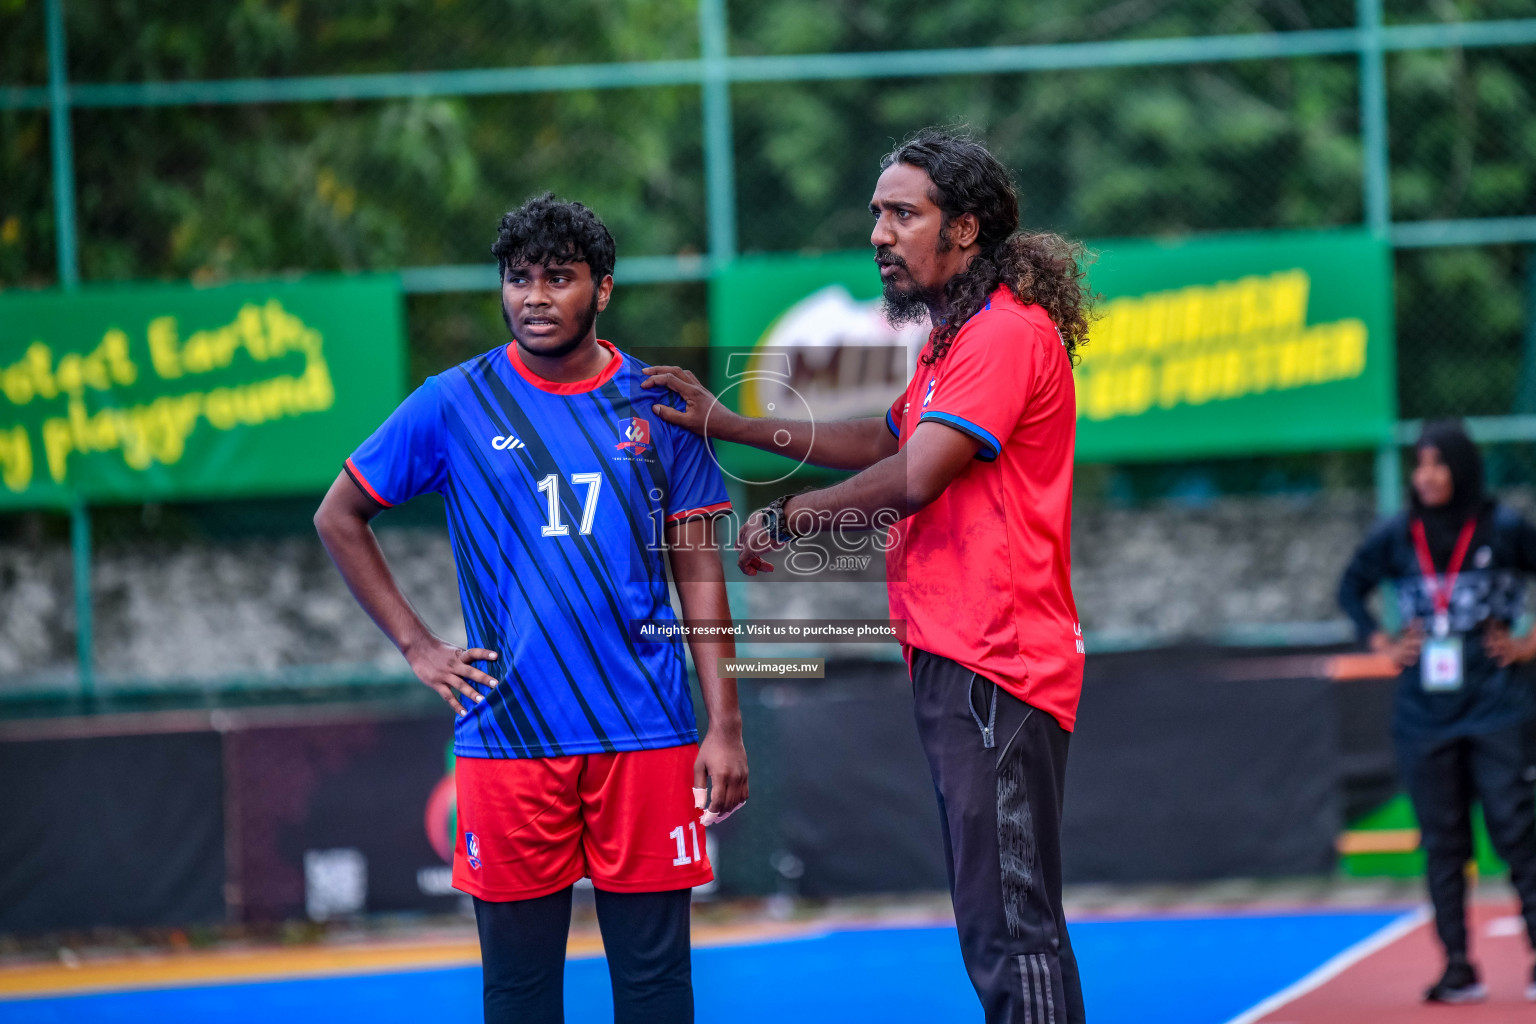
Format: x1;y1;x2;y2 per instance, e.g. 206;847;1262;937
314;194;748;1024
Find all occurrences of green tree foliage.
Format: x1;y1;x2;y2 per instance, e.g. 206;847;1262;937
0;0;45;84
732;59;1363;251
64;0;698;80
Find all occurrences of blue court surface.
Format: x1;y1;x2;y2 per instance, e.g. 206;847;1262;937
0;910;1409;1024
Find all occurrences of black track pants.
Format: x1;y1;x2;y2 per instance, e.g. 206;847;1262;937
1398;724;1536;959
911;647;1086;1024
476;886;693;1024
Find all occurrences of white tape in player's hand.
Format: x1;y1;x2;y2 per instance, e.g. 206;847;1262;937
693;786;743;827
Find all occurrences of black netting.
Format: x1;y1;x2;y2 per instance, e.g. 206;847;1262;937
1394;245;1530;419
0;2;46;86
1384;0;1536;26
1388;46;1536;223
62;1;698;82
6;2;1536;690
728;0;1357;54
0;110;53;287
70;91;704;282
734;57;1363;253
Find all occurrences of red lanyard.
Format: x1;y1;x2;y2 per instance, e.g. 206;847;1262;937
1409;516;1478;623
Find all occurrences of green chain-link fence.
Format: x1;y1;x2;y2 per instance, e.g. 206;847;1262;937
2;0;1536;693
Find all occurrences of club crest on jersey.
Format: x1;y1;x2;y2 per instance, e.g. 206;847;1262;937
465;832;481;869
922;378;937;408
615;417;652;454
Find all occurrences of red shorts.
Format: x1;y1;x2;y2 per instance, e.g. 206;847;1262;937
452;743;712;901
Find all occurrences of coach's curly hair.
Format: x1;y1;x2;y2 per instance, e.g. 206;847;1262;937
491;192;616;282
882;129;1095;365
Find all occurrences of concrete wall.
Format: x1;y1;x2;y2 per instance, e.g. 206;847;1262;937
0;490;1429;684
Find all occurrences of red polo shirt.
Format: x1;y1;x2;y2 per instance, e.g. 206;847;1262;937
886;285;1085;731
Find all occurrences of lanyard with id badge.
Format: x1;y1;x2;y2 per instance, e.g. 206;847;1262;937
1411;516;1478;692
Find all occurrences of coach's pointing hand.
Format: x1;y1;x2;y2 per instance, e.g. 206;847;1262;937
737;509;784;575
641;365;738;440
405;637;499;716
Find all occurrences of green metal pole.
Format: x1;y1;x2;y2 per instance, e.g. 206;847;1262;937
1374;441;1402;516
71;499;94;697
1517;251;1536;414
1358;0;1390;238
1362;0;1400;636
45;0;79;288
699;0;737;264
1374;440;1403;633
48;0;93;696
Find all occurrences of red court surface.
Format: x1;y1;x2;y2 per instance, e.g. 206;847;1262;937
1250;901;1536;1023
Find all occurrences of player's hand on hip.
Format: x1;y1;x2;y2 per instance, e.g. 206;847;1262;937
1371;623;1423;668
737;510;782;575
694;727;748;826
641;365;735;438
1484;623;1536;667
405;638;499;716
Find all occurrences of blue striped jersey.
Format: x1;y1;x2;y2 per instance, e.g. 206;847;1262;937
345;339;731;759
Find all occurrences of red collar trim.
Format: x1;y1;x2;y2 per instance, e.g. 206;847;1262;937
506;338;623;394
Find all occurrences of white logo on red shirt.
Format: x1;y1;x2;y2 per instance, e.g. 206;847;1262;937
922;378;937;408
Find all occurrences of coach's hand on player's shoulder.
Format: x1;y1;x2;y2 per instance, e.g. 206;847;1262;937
404;636;499;716
641;365;736;439
695;724;749;825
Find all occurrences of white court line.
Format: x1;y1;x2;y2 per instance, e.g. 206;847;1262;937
1219;907;1431;1024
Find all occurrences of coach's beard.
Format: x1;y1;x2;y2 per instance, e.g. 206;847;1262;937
877;250;938;328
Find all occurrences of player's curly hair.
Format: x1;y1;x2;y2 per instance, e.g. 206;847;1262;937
491;192;616;282
882;129;1094;365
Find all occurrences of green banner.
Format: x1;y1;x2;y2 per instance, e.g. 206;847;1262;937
0;277;405;508
1076;231;1395;459
708;230;1395;475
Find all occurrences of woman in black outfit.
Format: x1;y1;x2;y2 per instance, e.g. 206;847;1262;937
1339;419;1536;1004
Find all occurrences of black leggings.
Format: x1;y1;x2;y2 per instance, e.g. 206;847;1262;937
475;886;693;1024
1399;724;1536;959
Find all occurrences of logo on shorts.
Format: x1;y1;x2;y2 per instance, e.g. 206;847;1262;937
465;831;481;869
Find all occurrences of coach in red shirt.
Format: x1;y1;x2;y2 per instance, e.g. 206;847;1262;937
645;128;1092;1023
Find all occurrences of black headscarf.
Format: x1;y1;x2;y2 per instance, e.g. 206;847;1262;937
1409;419;1489;566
